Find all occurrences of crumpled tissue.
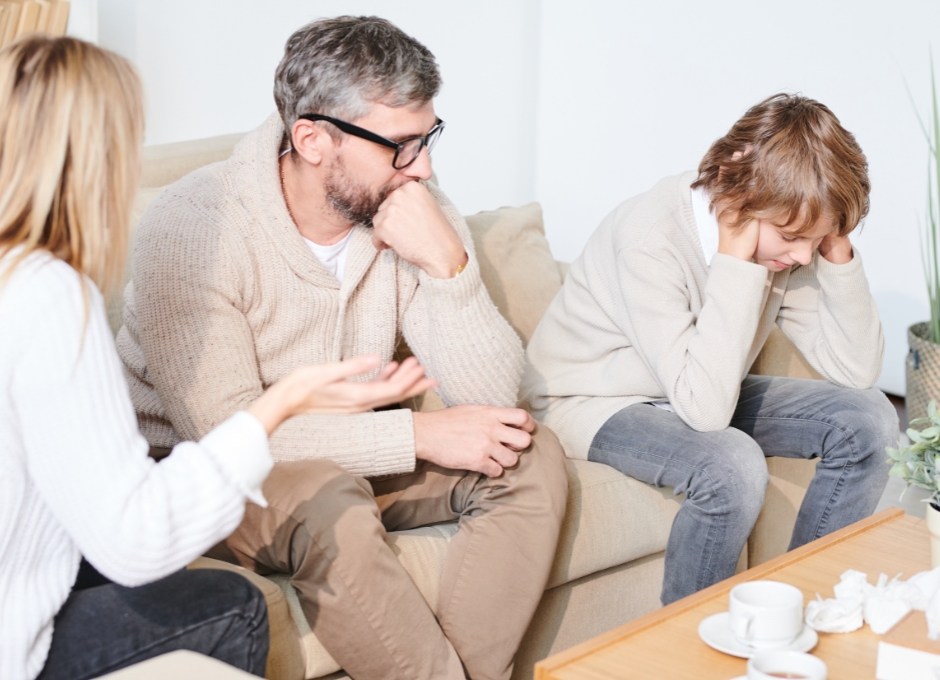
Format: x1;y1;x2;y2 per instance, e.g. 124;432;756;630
804;567;940;637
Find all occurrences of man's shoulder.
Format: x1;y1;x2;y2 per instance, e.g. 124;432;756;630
135;117;280;248
137;162;241;240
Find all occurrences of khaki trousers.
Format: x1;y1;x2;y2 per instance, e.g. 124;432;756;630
208;424;568;680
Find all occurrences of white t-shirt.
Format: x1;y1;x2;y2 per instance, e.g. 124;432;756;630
304;230;354;284
651;186;719;414
691;184;719;265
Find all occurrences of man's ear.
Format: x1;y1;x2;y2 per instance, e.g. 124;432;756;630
291;118;331;166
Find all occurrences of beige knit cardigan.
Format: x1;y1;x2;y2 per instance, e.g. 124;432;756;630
118;113;523;477
521;172;884;461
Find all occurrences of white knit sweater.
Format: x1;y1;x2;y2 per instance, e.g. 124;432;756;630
0;250;273;680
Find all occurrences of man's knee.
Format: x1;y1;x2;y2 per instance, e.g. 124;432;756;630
497;423;568;518
517;423;569;514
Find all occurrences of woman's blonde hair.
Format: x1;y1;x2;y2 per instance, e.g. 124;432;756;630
0;37;143;299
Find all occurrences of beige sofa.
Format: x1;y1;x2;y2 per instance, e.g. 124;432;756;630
119;134;822;680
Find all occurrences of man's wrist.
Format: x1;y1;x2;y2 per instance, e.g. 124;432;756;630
423;250;468;279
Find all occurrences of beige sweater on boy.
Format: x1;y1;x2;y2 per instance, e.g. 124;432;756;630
117;113;523;478
521;172;884;460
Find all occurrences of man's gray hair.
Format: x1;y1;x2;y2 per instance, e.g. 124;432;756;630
274;16;442;134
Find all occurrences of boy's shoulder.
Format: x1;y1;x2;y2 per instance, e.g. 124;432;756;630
592;171;698;254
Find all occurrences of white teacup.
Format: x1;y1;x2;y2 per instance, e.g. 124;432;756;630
747;650;827;679
729;580;804;649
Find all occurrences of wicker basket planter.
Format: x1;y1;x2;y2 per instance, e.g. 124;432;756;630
907;322;940;423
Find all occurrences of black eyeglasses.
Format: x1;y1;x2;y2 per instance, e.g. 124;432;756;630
298;114;445;170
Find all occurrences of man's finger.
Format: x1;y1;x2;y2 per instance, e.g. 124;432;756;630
478;458;504;478
493;407;535;432
497;425;532;452
490;446;520;470
371;230;389;251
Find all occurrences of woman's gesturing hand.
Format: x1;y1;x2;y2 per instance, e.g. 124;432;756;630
248;355;437;435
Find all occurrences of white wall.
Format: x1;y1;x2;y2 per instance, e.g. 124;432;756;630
535;1;940;395
93;1;940;396
97;0;540;222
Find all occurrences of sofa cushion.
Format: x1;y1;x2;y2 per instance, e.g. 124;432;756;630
546;460;678;588
464;202;563;347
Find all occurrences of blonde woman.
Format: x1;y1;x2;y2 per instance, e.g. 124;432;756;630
0;37;435;680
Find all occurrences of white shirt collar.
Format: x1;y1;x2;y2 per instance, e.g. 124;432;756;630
690;185;719;266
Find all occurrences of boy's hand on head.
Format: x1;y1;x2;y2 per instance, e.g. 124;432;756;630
717;217;760;263
817;232;853;265
371;181;468;279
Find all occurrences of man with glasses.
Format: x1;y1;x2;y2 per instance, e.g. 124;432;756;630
118;15;567;680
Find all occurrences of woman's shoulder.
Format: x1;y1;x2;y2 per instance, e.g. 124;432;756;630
2;249;86;295
0;249;99;325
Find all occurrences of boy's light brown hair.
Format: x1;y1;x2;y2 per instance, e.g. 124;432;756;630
691;93;870;236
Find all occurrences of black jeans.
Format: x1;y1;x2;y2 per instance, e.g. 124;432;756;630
38;564;269;679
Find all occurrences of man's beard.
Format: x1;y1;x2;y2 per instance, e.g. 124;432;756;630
324;155;398;227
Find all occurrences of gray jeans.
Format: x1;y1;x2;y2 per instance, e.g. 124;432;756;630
588;375;896;605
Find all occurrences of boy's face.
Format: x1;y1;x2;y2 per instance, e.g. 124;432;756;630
754;215;837;271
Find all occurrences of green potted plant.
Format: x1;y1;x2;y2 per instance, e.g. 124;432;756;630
907;60;940;424
888;399;940;565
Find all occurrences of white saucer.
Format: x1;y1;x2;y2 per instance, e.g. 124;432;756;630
698;612;818;659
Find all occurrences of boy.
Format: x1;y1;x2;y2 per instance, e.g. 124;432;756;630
522;93;896;605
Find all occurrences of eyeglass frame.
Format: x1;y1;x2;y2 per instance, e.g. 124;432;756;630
297;113;445;170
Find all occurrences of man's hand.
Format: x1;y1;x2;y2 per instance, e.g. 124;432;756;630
412;405;535;477
817;232;853;264
717;217;760;262
372;181;467;278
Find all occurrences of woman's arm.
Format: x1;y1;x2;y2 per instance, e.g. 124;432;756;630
12;260;433;586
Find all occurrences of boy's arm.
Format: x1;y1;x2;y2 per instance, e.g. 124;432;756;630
776;248;884;389
619;246;768;431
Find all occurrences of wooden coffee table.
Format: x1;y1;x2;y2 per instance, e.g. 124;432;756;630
536;508;929;679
